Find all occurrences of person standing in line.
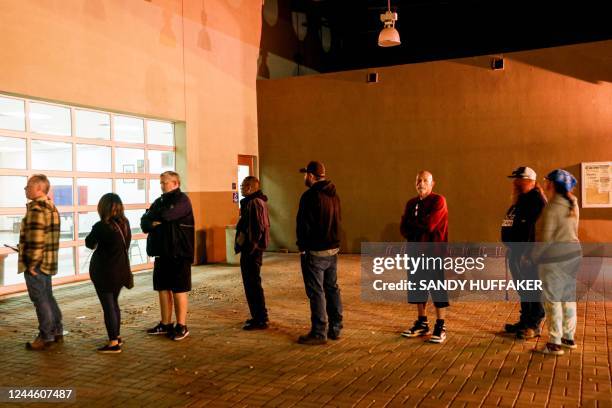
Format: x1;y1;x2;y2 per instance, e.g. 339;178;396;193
501;166;547;339
399;170;449;344
235;176;271;330
142;171;195;341
86;193;134;354
19;174;63;351
532;169;581;355
296;161;343;345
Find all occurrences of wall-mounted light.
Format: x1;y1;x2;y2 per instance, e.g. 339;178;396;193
378;0;400;47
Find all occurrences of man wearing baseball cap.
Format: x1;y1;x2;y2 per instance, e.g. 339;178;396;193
296;161;343;345
501;166;547;339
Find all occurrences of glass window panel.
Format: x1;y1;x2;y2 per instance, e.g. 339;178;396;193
149;178;162;203
148;150;175;174
125;209;144;235
48;177;73;206
57;247;75;278
0;136;26;169
29;102;71;136
115;147;145;174
0;252;23;286
0;215;23;247
116;179;146;204
129;239;148;266
147;120;174;146
0;96;25;131
60;213;74;242
114;116;144;143
75;110;110;140
77;178;112;206
78;245;93;275
76;144;111;172
238;164;250;203
78;211;99;239
32;140;72;171
0;176;27;207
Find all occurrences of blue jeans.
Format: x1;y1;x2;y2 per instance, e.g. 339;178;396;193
300;252;343;337
24;271;63;342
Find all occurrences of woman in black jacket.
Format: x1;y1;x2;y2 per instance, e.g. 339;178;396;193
86;193;133;353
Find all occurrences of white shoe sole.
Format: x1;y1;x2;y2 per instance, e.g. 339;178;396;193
173;332;190;341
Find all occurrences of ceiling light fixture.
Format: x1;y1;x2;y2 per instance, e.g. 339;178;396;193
378;0;400;47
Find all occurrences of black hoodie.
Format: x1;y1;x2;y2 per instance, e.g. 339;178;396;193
235;190;270;254
296;180;341;251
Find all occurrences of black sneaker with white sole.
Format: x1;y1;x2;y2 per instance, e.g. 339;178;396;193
172;324;189;341
428;321;446;344
401;320;429;338
147;322;174;335
97;344;122;354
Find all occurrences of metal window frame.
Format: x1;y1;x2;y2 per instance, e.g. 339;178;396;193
0;94;176;295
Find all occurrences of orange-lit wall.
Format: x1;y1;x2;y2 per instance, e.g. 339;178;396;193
0;0;262;262
258;41;612;252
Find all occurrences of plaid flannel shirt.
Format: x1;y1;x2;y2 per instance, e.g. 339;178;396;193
18;197;61;276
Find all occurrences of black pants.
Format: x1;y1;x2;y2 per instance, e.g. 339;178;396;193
240;250;268;322
95;287;121;341
508;250;545;329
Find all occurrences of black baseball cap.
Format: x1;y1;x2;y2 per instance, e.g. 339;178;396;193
299;161;325;177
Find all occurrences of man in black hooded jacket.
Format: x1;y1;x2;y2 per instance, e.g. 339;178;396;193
235;176;270;330
296;161;343;345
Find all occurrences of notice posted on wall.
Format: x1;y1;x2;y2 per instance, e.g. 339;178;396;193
582;161;612;208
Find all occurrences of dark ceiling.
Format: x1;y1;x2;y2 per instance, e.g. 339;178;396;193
259;0;612;76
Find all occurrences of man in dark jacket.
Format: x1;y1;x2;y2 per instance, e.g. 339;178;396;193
235;176;271;330
296;161;343;345
501;166;546;339
400;171;450;344
141;171;195;341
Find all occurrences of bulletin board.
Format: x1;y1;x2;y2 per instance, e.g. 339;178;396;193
581;162;612;208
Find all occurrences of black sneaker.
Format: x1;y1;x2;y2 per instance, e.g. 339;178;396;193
327;330;341;340
428;321;446;344
147;322;173;335
504;322;524;334
97;344;122;354
172;324;190;341
243;320;269;331
245;317;269;325
297;333;327;345
401;320;429;338
328;323;343;340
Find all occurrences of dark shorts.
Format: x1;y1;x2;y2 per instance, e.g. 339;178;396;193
407;267;450;308
153;257;192;293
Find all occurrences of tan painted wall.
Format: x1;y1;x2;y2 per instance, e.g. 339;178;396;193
0;0;262;262
258;41;612;253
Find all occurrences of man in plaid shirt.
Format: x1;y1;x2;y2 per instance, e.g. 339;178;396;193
18;174;62;350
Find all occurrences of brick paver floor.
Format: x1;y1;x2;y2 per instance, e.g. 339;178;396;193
0;254;610;407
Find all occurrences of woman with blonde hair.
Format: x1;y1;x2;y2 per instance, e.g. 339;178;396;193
531;169;581;355
86;193;133;353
